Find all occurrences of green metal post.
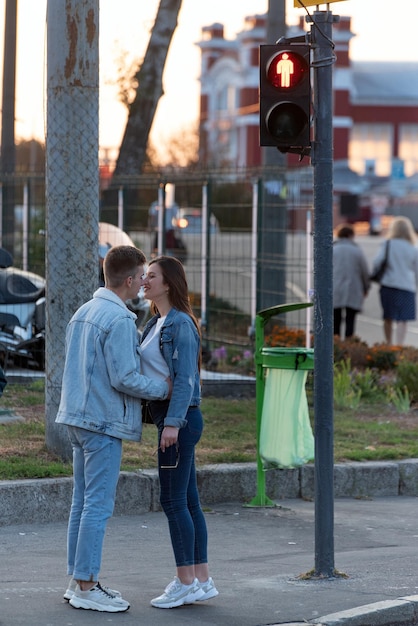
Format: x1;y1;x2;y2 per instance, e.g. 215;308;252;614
247;302;313;507
247;313;274;506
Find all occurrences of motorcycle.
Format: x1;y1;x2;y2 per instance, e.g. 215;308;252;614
0;233;150;371
0;248;45;371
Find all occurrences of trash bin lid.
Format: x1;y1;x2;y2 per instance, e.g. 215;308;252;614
256;302;312;323
260;347;314;370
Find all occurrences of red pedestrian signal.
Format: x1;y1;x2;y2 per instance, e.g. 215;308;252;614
259;44;311;154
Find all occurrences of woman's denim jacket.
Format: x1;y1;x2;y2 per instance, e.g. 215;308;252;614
56;288;168;441
141;308;201;430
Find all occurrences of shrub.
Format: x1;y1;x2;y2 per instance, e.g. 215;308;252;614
366;344;400;370
334;336;369;368
351;367;382;400
265;326;307;347
334;359;361;409
395;360;418;403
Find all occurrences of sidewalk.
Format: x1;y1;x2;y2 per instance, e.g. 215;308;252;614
2;481;418;625
2;374;418;625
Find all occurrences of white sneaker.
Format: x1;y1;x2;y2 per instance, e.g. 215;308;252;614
197;577;219;601
151;577;204;609
69;582;130;612
63;577;121;601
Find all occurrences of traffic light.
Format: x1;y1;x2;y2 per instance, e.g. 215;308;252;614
259;43;311;154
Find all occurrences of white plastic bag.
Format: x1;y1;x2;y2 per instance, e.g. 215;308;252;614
259;367;314;469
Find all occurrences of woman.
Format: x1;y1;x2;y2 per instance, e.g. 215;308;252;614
333;223;370;339
140;256;218;609
371;216;418;345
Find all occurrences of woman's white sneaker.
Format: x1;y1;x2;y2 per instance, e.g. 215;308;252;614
197;577;219;601
69;582;129;612
151;577;204;609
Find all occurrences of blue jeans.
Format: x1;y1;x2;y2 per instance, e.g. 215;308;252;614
66;426;122;581
149;402;208;567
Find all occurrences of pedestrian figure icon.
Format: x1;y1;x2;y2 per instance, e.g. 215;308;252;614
276;53;294;88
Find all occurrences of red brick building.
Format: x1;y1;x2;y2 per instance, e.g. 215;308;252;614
197;14;418;180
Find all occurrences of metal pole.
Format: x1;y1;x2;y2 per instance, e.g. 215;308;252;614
1;0;17;256
306;209;312;349
200;183;209;333
22;182;29;270
157;184;165;255
310;9;338;577
250;180;259;334
118;187;124;231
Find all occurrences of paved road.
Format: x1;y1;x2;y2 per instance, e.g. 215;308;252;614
2;497;418;626
180;231;418;348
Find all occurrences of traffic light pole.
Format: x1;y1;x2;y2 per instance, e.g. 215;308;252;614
310;9;339;577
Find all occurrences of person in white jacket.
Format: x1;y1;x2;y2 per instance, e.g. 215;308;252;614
333;224;370;339
371;216;418;345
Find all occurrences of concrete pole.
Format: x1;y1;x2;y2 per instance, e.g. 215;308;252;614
45;0;99;460
258;0;287;313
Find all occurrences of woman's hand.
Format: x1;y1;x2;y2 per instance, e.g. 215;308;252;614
160;426;179;452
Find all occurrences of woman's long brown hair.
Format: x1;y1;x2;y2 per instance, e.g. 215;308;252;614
148;256;202;368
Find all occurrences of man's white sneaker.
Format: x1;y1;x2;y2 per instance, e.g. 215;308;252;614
63;577;121;601
196;577;219;601
151;577;204;609
69;582;130;612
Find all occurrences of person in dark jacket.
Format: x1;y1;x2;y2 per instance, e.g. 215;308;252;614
333;224;370;339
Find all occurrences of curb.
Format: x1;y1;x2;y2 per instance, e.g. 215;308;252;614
2;458;418;527
278;595;418;626
2;463;418;626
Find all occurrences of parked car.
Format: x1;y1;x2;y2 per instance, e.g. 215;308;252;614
176;209;220;234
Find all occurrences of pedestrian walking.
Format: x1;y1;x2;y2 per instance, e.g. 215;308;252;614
371;216;418;345
333;224;370;339
56;245;170;613
140;255;218;609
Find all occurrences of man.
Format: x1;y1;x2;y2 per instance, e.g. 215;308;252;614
56;245;169;613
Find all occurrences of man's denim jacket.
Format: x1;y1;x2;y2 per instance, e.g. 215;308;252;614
56;288;168;441
141;308;201;430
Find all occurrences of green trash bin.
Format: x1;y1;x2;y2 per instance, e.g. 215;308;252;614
259;347;314;470
248;302;314;507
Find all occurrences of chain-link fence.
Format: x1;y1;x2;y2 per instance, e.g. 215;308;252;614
0;168;314;378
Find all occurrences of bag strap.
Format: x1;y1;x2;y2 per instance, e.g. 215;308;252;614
383;240;390;263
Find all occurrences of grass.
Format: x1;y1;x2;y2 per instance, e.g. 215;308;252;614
1;378;418;480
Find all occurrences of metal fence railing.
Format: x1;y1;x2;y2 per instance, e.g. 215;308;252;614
0;170;314;377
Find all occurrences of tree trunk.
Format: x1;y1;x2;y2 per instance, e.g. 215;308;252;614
113;0;183;177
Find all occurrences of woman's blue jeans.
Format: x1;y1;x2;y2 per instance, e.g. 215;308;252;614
66;426;122;581
149;402;208;567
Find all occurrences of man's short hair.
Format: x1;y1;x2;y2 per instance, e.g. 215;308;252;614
104;245;146;288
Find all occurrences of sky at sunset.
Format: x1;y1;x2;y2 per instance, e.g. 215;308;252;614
0;0;417;157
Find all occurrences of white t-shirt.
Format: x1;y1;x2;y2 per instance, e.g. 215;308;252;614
140;316;170;381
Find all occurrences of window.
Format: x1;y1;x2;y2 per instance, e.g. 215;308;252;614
399;125;418;176
349;124;392;176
